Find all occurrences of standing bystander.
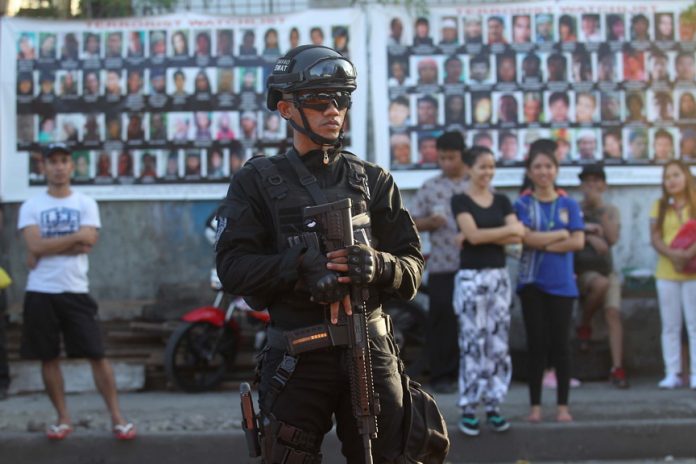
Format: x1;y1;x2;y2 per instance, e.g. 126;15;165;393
17;143;135;440
451;146;524;436
649;160;696;390
574;165;629;389
411;131;469;393
514;139;585;423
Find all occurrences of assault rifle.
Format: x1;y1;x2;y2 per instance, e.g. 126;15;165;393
303;198;380;464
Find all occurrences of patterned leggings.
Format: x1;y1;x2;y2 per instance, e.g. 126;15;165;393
452;268;512;412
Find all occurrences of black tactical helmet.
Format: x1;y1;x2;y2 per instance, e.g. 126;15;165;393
266;45;357;111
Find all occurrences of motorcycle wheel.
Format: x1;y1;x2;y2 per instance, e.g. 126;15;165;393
164;321;237;392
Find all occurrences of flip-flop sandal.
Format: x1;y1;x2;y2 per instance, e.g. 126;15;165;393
113;422;136;440
46;424;73;440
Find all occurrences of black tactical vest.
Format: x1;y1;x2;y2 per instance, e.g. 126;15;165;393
247;149;373;254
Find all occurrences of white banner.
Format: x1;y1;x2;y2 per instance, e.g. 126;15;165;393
0;10;367;201
369;1;696;188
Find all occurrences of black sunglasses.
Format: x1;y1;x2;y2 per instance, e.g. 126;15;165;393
294;92;352;112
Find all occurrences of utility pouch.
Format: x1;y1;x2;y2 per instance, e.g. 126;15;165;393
396;374;450;464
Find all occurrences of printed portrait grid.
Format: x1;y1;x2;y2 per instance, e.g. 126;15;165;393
386;7;696;170
17;23;353;185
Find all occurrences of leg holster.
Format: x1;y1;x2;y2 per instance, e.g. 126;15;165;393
258;353;322;463
260;416;323;464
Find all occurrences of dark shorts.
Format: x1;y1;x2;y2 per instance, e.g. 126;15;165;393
21;292;105;361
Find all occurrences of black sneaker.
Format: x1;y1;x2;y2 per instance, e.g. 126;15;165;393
486;411;510;432
458;413;480;436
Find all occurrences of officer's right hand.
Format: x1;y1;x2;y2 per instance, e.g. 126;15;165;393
299;247;349;305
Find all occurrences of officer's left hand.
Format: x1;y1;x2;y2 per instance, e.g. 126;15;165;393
327;244;390;285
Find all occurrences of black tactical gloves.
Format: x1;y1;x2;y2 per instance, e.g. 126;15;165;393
346;244;394;286
298;243;396;303
299;247;348;302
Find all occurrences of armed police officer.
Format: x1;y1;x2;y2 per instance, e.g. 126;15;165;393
216;45;424;463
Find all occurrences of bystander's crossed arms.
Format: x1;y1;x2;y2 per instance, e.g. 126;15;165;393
22;225;99;262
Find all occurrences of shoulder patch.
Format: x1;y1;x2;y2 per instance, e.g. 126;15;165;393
214;217;228;248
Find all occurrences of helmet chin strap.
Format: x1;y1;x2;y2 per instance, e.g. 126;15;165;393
288;97;345;163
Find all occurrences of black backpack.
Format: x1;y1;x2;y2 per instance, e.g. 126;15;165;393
396;373;450;464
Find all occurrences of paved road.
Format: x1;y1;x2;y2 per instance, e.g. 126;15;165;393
1;378;695;462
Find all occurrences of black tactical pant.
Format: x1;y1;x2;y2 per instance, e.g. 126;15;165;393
259;332;404;463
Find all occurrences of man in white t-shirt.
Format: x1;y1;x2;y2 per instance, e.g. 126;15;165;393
17;143;135;441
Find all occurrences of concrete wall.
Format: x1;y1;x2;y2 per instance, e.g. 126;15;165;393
1;200;220;316
1;184;660;316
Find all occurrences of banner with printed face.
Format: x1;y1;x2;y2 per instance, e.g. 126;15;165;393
370;1;696;187
0;10;366;201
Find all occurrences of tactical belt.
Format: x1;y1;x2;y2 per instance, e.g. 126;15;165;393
266;316;388;356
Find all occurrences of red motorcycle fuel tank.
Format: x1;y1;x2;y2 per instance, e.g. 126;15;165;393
181;306;226;327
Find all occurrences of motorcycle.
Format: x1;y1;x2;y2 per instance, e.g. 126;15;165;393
164;269;270;392
164;215;270;392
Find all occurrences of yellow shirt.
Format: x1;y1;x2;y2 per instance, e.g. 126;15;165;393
650;200;695;281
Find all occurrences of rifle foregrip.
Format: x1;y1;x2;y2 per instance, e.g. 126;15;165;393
348;311;379;440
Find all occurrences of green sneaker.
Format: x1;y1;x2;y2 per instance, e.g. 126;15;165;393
486;411;511;432
458;414;480;436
